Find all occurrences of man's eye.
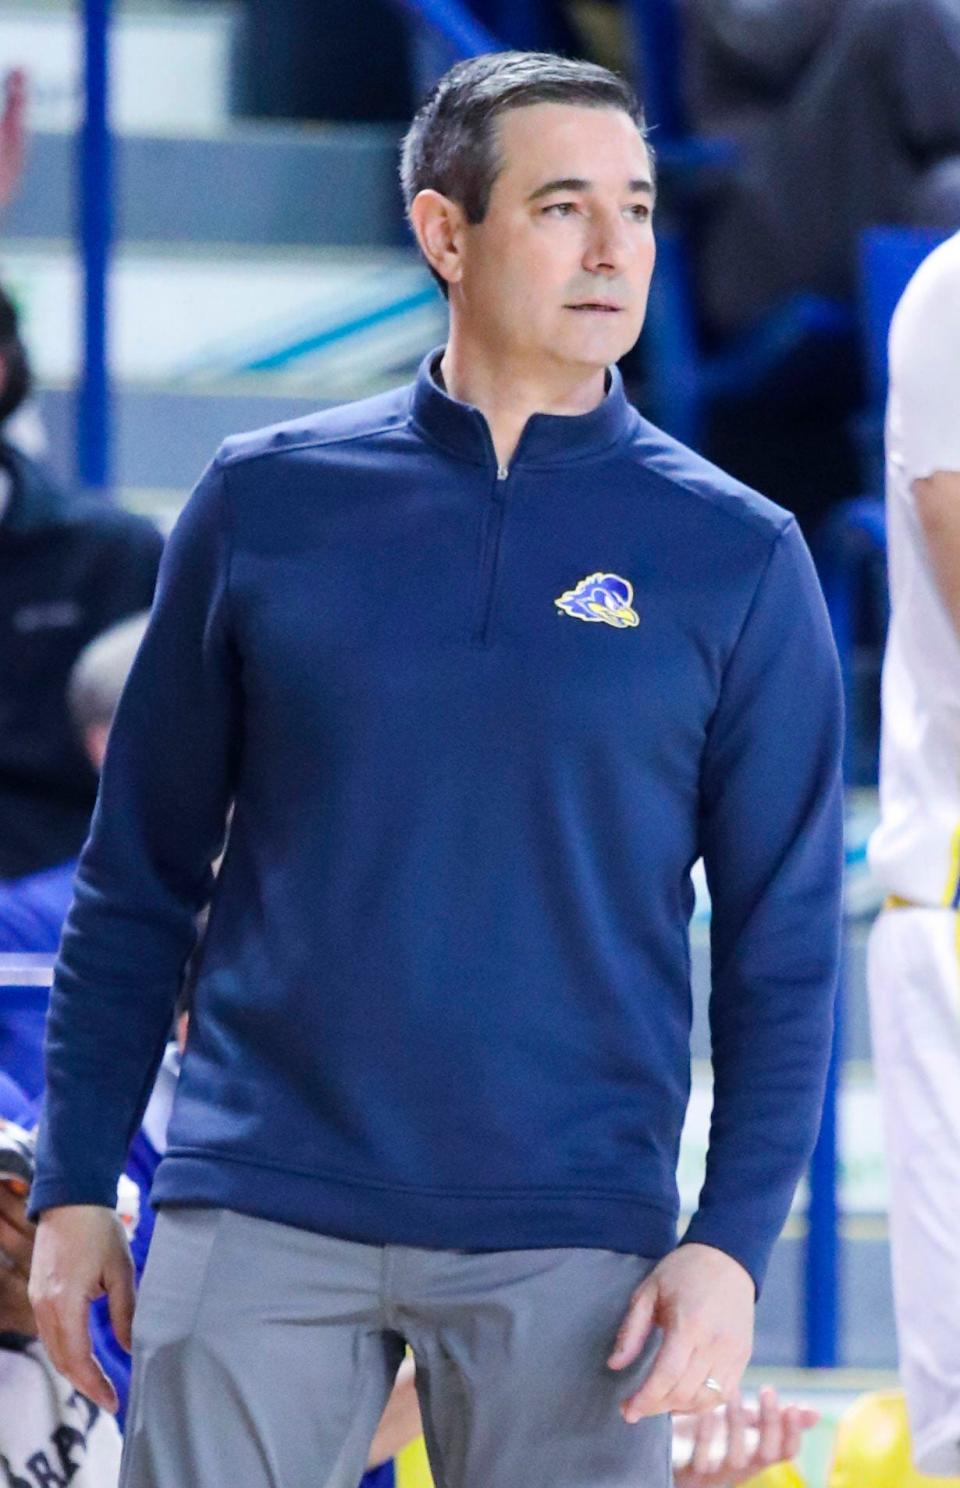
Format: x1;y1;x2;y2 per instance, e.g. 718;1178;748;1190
543;202;576;216
626;203;651;221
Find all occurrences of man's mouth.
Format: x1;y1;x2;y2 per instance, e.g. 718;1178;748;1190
565;302;623;313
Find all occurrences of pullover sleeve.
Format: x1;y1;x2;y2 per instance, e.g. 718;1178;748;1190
680;518;844;1294
28;454;240;1219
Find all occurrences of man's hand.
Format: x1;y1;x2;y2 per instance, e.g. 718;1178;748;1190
607;1243;754;1420
0;68;26;211
0;1181;36;1335
28;1204;135;1413
674;1386;819;1487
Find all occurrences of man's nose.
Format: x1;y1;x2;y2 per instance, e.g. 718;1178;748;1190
583;210;631;274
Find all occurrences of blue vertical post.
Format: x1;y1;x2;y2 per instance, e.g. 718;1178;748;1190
805;980;842;1365
78;0;113;493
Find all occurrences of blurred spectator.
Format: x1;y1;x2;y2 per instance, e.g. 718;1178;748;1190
1;1115;123;1485
685;0;960;335
0;68;26;213
0;286;163;881
0;612;149;956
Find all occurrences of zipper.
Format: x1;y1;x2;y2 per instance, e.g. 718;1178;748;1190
469;460;509;647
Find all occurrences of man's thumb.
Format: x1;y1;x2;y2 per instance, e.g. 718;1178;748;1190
607;1277;658;1370
105;1257;136;1353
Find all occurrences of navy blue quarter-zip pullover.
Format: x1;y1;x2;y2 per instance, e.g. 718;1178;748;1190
31;349;843;1293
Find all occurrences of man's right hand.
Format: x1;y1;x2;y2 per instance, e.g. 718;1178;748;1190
28;1203;136;1413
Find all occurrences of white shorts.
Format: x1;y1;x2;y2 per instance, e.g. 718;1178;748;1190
867;905;960;1475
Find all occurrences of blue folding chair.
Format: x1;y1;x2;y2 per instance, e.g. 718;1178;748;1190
816;227;949;782
854;226;952;488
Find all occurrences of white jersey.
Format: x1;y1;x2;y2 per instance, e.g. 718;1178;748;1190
868;232;960;905
0;1338;123;1486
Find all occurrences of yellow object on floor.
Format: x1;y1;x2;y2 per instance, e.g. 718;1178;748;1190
828;1390;960;1487
743;1464;806;1488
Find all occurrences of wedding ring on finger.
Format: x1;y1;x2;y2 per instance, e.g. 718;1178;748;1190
704;1376;724;1398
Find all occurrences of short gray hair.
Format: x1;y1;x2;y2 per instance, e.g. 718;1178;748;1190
68;611;150;735
400;52;650;294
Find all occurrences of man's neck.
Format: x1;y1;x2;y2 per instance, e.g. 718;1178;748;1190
438;335;607;471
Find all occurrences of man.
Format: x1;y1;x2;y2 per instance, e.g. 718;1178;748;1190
0;287;163;880
866;230;960;1477
27;52;843;1488
684;0;960;335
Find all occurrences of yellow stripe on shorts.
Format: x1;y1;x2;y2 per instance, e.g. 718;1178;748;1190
395;1436;435;1488
942;824;960;907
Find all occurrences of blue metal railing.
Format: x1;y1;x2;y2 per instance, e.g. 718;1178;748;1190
78;0;113;493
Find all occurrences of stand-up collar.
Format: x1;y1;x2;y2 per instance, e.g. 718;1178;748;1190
409;345;635;470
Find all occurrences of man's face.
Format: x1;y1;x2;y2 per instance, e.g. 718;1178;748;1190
456;102;656;374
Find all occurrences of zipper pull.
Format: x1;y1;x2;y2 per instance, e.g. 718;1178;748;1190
497;462;509;481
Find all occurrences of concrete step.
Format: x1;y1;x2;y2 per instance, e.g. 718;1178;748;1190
4;124;407;246
7;240;442;398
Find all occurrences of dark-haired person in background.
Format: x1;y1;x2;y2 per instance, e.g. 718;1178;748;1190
0;287;163;880
685;0;960;336
28;52;842;1488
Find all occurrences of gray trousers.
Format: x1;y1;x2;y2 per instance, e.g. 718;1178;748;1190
700;0;960;332
118;1206;672;1488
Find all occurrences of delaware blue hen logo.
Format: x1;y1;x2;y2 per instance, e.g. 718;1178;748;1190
554;572;640;629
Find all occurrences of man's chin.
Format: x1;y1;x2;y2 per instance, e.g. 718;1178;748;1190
553;320;642;370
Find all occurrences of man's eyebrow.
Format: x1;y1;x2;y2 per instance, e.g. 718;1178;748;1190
526;177;656;203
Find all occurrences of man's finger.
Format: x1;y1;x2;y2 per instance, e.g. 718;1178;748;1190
621;1331;696;1420
657;1351;722;1416
690;1406;723;1474
607;1278;657;1369
48;1297;118;1412
722;1386;751;1474
756;1384;782;1461
105;1256;136;1353
779;1404;805;1462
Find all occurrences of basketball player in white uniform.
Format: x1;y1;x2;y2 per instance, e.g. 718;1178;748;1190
868;229;960;1477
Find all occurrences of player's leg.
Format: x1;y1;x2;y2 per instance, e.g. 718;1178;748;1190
119;1206;406;1488
395;1244;671;1488
867;907;960;1476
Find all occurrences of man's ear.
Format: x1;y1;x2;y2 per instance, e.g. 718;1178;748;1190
409;189;467;291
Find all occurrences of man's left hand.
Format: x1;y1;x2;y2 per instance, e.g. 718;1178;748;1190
607;1243;754;1420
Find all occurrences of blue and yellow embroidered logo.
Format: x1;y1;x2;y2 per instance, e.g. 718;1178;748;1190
554;572;639;628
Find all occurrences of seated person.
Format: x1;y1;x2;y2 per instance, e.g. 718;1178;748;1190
0;293;163;882
1;1098;123;1485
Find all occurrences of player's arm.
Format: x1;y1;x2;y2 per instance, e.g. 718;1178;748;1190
890;240;960;635
28;453;240;1408
913;473;960;639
